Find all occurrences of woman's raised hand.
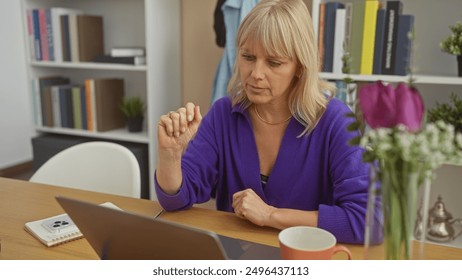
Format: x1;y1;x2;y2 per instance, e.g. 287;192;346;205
157;102;202;153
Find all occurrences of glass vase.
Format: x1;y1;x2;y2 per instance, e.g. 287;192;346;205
364;161;431;260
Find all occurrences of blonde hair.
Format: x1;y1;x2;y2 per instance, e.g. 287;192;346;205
228;0;334;136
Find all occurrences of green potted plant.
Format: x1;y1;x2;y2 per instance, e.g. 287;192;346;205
440;21;462;76
427;93;462;133
120;96;146;132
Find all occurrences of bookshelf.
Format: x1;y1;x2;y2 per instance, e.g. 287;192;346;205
314;0;462;107
317;1;462;232
20;0;182;199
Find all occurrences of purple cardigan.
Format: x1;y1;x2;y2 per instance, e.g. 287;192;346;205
155;97;370;244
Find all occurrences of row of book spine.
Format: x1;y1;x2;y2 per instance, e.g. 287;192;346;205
26;7;104;62
317;0;413;76
32;77;125;132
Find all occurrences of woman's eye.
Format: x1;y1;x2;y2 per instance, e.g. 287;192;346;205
268;60;281;67
242;54;254;61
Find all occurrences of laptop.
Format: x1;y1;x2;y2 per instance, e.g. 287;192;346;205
55;196;281;260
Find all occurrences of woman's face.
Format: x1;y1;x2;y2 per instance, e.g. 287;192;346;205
238;41;298;105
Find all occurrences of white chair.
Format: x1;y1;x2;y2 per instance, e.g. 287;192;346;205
30;141;141;198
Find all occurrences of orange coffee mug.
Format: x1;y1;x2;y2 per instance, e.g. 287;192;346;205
279;226;352;260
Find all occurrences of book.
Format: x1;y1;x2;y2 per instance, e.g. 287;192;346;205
45;9;54;61
24;202;121;247
38;76;70;127
68;14;79;61
93;55;146;65
60;15;71;61
360;0;379;75
25;212;82;247
317;2;325;71
42;83;53;127
343;3;354;60
349;0;365;74
72;86;83;129
85;79;96;131
26;9;35;60
333;8;346;74
32;9;42;61
311;0;321;45
50;85;61;127
31;79;41;126
93;78;125;132
80;85;88;130
58;85;73;128
393;14;415;76
38;8;49;61
110;47;145;57
322;2;345;73
373;9;386;74
76;15;104;62
51;8;82;62
381;1;403;75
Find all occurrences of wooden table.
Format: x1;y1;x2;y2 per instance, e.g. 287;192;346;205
1;177;461;260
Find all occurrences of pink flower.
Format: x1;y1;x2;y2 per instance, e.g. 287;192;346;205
358;81;424;132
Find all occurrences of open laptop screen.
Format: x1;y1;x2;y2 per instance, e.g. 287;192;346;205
56;196;280;260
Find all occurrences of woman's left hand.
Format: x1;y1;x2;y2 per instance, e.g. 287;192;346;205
232;189;276;227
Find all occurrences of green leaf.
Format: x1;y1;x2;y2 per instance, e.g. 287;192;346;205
343;77;354;84
347;122;361;131
362;152;376;163
344;112;356;118
349;136;361;146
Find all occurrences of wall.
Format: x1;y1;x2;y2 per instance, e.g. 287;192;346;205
0;0;36;169
181;0;224;113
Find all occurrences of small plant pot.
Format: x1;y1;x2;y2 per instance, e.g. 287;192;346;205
127;117;144;132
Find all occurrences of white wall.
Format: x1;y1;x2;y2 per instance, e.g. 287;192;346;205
0;0;35;169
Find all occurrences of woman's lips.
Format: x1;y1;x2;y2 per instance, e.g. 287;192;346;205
247;84;266;93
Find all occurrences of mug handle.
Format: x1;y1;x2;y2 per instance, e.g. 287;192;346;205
332;245;352;260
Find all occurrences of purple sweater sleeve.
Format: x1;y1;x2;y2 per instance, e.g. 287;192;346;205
154;100;221;211
315;99;370;244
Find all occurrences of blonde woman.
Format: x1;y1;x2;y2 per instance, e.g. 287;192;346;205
156;0;371;244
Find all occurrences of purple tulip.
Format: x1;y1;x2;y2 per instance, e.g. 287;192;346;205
358;81;424;132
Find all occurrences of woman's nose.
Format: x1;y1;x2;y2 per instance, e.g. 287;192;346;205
251;60;266;80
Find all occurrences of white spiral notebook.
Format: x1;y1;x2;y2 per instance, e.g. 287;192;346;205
25;202;121;247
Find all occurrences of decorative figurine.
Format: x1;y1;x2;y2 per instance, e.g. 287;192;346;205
426;196;462;242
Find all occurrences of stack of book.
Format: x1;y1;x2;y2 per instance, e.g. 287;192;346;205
94;47;146;65
316;0;414;76
26;7;104;62
32;76;125;132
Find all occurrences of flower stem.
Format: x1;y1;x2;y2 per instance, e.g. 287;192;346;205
381;160;420;259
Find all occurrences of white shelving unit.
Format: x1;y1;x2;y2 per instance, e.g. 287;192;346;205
315;0;462;106
20;0;182;199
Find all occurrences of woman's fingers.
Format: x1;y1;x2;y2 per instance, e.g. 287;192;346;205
158;103;200;138
185;102;196;122
170;111;181;138
159;113;174;137
177;107;188;133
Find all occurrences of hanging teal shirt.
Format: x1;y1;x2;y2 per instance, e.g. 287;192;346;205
211;0;261;104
